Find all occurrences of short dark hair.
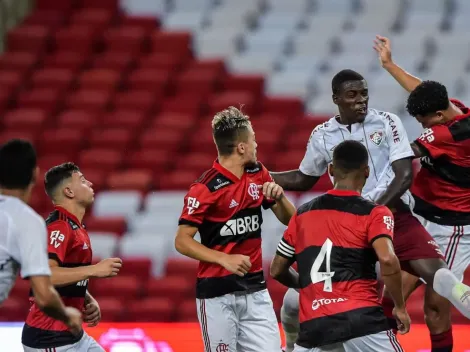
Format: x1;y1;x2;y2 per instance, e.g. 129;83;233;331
212;106;252;156
332;69;365;94
406;80;449;117
0;139;37;189
44;162;80;199
333;140;368;172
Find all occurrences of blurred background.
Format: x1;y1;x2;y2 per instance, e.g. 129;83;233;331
1;0;469;350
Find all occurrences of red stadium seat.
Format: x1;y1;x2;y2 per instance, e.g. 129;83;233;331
35;0;77;12
95;297;123;322
125;149;171;171
146;277;195;300
65;89;113;112
165;258;198;279
2;109;48;131
286;128;315;150
102;27;149;55
138;53;187;72
79;168;108;193
116;258;152;281
125;69;170;96
138;128;184;151
38;154;72;172
186;59;226;76
112;91;157;114
85;216;127;236
0;52;38;72
79;148;123;170
0;88;12;113
120;16;160;33
159;169;200;190
31;68;76;91
173;69;220;99
263;96;304;117
208;91;257;116
224;74;265;98
7;25;50;53
78;0;119;11
70;8;115;33
106;170;153;192
30;185;50;214
90;52;136;72
175;299;198;322
89;128;134;149
16;88;63;113
56;110;98;131
53;26;99;54
179;153;215;170
150;31;192;57
127;297;174;322
0;130;38;146
100;110;147;129
0;297;29;321
161;96;203;115
150;112;196;130
39;128;85;156
272;150;307;171
42;52;87;72
9;278;31;301
23;10;66;30
78;69;122;91
0;70;26;91
91;275;141;300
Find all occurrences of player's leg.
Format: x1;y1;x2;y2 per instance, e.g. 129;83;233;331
293;342;345;352
281;288;300;352
236;289;282;352
196;295;238;352
343;330;404;352
424;285;453;352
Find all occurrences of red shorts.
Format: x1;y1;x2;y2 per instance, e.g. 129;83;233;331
393;210;444;270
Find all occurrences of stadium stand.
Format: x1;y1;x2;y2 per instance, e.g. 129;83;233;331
0;0;469;325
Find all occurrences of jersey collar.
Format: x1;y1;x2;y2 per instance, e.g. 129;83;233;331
54;206;82;227
213;159;242;183
327;189;360;197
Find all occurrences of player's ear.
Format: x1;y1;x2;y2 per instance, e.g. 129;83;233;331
365;165;370;179
63;186;74;199
328;163;334;177
332;94;339;105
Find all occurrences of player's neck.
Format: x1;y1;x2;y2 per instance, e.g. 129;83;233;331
337;113;357;126
217;155;245;179
0;188;30;204
333;182;362;194
54;202;86;223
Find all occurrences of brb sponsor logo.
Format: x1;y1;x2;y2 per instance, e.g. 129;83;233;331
220;215;260;236
311;298;348;311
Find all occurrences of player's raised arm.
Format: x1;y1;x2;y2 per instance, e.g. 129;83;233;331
374;35;422;93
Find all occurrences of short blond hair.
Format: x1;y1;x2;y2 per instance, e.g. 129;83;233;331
212;106;251;156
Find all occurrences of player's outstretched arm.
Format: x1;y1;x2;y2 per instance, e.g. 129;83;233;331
374;35;422;93
270;170;319;192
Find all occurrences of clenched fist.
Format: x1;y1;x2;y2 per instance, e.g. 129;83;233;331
262;181;285;201
91;257;122;278
219;254;252;277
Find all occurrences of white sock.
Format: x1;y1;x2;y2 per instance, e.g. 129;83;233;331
433;268;470;318
281;306;299;352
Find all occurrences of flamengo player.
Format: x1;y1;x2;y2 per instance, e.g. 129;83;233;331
271;69;470;352
0;140;82;333
270;140;409;351
176;107;296;352
22;163;122;352
375;35;470;352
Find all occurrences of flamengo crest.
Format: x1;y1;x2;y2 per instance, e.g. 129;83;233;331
369;131;384;146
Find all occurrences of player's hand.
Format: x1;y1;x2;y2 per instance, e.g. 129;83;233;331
392;307;411;334
64;307;83;336
373;35;393;67
83;296;101;327
219;254;252;277
91;258;122;278
262;182;285;201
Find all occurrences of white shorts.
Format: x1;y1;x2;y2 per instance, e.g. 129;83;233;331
293;330;403;352
23;332;104;352
415;215;470;281
196;289;282;352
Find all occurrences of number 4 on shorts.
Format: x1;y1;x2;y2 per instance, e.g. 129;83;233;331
310;238;335;292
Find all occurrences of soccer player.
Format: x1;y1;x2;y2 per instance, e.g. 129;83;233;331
22;162;123;352
175;106;296;352
0;140;82;334
270;140;409;351
270;69;470;352
374;35;470;352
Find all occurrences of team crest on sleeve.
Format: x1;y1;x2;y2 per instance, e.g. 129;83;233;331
369;131;384;146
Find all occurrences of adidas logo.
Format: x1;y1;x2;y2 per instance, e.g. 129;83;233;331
83;243;89;250
229;199;239;208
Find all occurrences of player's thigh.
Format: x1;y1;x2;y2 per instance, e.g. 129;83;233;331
282;288;300;316
344;330;404;352
293;342;345;352
237;289;282;352
431;223;470;281
81;333;105;352
196;296;238;352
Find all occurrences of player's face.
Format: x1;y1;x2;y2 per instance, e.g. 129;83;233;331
334;80;369;123
415;112;444;129
69;172;94;207
240;126;257;166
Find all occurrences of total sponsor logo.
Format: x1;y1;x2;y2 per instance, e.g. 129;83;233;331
311;297;348;311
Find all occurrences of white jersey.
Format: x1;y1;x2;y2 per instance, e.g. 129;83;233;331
299;109;415;203
0;195;51;304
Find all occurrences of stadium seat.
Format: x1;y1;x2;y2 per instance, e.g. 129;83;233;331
223;74;265;98
102;27;149;55
79;0;119;11
126;297;174;322
53;26;99;54
125;69;171;96
100;110;147;129
7;25;50;53
90;52;136;72
89;128;135;150
16;88;63;113
0;297;30;321
85;216;127;237
106;170;153;192
119;15;160;33
118;258;152;280
0;52;38;72
79;148;124;170
146;276;194;301
78;69;122;91
151;112;196;130
90;275;141;300
0;70;26;91
89;232;119;260
175;299;198;322
165;258;198;280
112;90;158;114
144;191;186;213
2;109;48;131
31;68;76;91
65;89;113;112
80;168;108;193
125;149;170;172
39;128;85;157
38;154;73;172
35;0;77;12
93;190;143;218
150;31;192;57
138;53;188;72
95;297;123;322
42;52;87;72
56;110;97;131
138;128;185;151
70;8;115;33
9;278;31;301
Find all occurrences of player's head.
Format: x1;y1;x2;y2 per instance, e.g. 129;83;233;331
406;80;453;128
0;139;38;202
329;140;369;190
332;69;369;123
44;162;94;208
212;106;257;166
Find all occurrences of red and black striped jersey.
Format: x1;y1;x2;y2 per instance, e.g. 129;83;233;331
22;206;92;349
412;99;470;225
276;190;393;348
179;160;275;299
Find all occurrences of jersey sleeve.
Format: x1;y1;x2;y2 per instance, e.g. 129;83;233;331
18;214;51;278
299;128;328;177
178;183;213;228
384;113;415;163
276;213;298;259
260;162;276;209
47;221;71;265
367;206;394;244
414;125;451;159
